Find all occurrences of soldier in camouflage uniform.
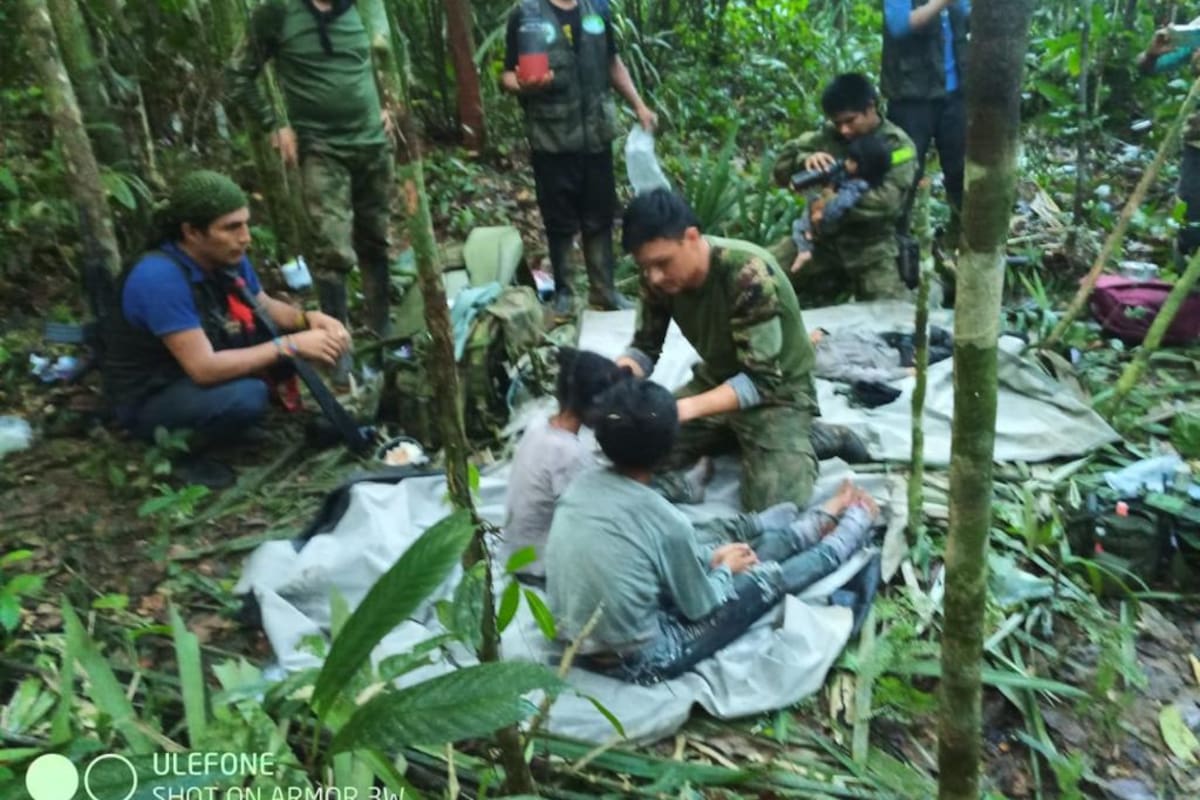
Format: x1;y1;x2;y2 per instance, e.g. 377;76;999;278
771;74;917;304
616;190;868;512
227;0;395;383
1140;23;1200;261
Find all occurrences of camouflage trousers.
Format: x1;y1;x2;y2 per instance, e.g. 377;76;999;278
655;390;818;511
300;143;393;282
769;233;909;306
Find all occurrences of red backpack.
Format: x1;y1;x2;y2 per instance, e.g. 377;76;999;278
1089;275;1200;345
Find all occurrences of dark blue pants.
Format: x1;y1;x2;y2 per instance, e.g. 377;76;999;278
1178;145;1200;260
128;377;268;443
888;91;967;211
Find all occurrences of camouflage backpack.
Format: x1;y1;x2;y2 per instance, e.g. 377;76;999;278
385;286;546;450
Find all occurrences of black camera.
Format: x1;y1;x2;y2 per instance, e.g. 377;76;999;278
789;162;847;192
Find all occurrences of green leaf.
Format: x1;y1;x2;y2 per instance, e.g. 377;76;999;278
0;166;18;196
101;171;137;209
1160;704;1199;764
0;596;22;632
505;546;538;575
332;662;564;752
312;510;475;715
0;550;33;567
3;574;43;596
523;589;557;640
496;579;520;633
170;605;208;745
584;694;626;738
91;593;129;611
51;621;76;744
468;463;481;495
61;599;158;753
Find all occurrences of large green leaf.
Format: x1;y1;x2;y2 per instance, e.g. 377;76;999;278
169;605;208;745
61;600;158;753
312;510;475;714
331;662;564;752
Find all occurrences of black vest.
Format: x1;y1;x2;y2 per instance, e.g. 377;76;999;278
881;1;969;101
516;0;618;154
103;249;255;409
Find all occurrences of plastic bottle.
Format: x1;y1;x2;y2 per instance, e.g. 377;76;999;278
517;16;550;83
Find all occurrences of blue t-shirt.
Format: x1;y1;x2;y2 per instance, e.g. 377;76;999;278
122;242;262;338
884;0;970;93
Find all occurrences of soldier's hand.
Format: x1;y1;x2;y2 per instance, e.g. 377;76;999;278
789;251;812;274
804;152;837;172
635;103;658;132
516;69;556;92
614;355;645;378
289;329;343;365
271;126;299;167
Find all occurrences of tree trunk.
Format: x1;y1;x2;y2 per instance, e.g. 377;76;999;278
1072;0;1092;227
21;0;122;274
397;74;536;798
443;0;485;150
937;3;1033;800
1123;0;1138;28
909;178;933;554
46;0;131;170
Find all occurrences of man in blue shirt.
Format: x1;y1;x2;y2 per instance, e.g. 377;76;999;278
881;0;970;279
104;171;351;454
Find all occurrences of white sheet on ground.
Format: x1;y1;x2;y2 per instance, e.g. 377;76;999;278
579;300;1120;466
236;457;904;744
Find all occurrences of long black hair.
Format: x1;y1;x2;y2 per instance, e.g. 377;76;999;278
555;347;631;425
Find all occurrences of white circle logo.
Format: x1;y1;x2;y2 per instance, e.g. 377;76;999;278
83;754;138;800
25;754;79;800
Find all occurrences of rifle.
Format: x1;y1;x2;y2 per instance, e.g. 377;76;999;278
225;272;376;456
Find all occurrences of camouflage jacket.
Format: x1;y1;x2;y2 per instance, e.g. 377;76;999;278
627;238;817;412
772;119;916;271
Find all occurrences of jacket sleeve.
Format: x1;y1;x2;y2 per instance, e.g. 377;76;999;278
727;257;793;405
656;518;732;621
772;129;827;187
840;144;916;226
226;0;285;132
626;279;672;373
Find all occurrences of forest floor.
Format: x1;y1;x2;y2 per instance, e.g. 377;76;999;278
2;152;1200;799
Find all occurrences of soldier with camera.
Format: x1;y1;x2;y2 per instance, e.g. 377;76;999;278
770;74;917;303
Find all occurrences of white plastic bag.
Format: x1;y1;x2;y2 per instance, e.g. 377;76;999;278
625;125;671;195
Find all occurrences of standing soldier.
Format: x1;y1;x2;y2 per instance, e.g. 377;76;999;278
501;0;657;316
228;0;396;383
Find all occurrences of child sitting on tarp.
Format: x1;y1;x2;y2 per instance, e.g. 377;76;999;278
791;133;893;272
545;378;878;685
501;348;717;581
499;348;624;581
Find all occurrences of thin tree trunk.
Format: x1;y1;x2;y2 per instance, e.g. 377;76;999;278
1107;247;1200;411
1072;0;1093;226
1046;74;1200;348
46;0;130;169
22;0;121;274
937;2;1033;799
394;27;536;788
443;0;485;150
909;178;933;553
1123;0;1139;28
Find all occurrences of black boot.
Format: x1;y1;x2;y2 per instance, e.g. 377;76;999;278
582;231;633;311
547;233;575;318
360;259;392;339
811;421;871;463
316;276;352;387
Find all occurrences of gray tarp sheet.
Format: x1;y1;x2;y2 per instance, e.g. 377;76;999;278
237;301;1117;744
